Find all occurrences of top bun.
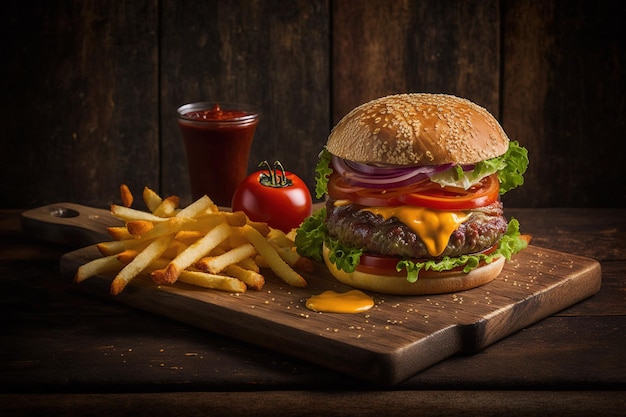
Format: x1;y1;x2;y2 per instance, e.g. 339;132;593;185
326;93;510;166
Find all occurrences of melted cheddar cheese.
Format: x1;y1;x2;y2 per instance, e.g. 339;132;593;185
306;290;374;313
362;206;469;256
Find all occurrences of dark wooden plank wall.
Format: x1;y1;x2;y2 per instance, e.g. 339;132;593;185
1;0;624;209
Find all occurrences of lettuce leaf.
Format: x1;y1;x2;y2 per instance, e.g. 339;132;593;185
325;237;363;273
430;141;529;194
294;206;363;271
496;141;529;194
397;218;527;282
314;148;333;199
294;207;327;262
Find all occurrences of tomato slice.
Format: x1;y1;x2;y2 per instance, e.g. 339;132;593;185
327;172;500;210
356;253;406;277
398;174;500;210
355;244;499;276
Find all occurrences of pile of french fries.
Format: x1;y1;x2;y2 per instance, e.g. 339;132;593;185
75;185;312;296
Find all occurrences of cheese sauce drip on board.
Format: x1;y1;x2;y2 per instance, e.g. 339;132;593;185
306;290;374;314
362;206;469;256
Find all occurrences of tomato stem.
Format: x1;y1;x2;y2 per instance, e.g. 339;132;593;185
258;160;293;188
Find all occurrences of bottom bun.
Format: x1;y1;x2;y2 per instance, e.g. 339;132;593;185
322;244;505;295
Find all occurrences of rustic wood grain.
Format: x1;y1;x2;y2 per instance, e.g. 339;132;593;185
18;204;603;384
332;0;501;123
501;1;626;207
0;1;159;208
2;208;624;407
56;241;599;385
20;203;122;248
1;1;624;210
506;208;626;261
1;391;624;417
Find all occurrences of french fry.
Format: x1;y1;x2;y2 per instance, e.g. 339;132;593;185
223;264;265;290
96;240;127;256
227;227;249;247
285;228;297;241
97;238;152;256
116;249;139;264
111;204;168;222
246;219;271;236
126;257;246;294
152;195;180;217
254;255;270;268
126;220;154;236
237;256;260;273
120;184;133;207
266;228;293;248
74;255;123;283
161;240;188;259
174;230;204;246
241;224;307;288
111;234;175;295
151;221;232;284
265;228;313;271
77;186;309;296
107;226;133;241
179;214;230;234
222;210;247;227
271;243;315;272
175;195;218;218
177;270;247;293
143;186;163;212
195;243;257;274
136;216;191;240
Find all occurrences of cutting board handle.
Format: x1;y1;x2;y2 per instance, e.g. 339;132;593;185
21;202;122;248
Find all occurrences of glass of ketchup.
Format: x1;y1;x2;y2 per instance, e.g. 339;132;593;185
177;102;260;207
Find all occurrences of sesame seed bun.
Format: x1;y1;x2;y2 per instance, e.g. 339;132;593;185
326;93;510;166
322;244;506;295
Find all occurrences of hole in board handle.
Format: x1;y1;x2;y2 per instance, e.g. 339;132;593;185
48;206;80;218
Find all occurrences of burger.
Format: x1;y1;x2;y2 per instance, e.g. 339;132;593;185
295;93;529;295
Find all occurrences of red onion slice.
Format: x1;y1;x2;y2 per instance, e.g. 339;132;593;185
343;160;412;176
332;156;454;189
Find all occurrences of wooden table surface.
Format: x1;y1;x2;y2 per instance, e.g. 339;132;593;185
1;207;624;416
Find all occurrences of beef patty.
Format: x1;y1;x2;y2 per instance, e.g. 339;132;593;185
325;199;508;259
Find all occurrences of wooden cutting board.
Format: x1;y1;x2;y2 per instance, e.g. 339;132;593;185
22;203;602;385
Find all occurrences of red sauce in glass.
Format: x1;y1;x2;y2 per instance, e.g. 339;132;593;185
183;104;250;121
178;104;259;206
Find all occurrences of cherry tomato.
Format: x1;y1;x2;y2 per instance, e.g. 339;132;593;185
232;161;312;233
327;172;500;210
